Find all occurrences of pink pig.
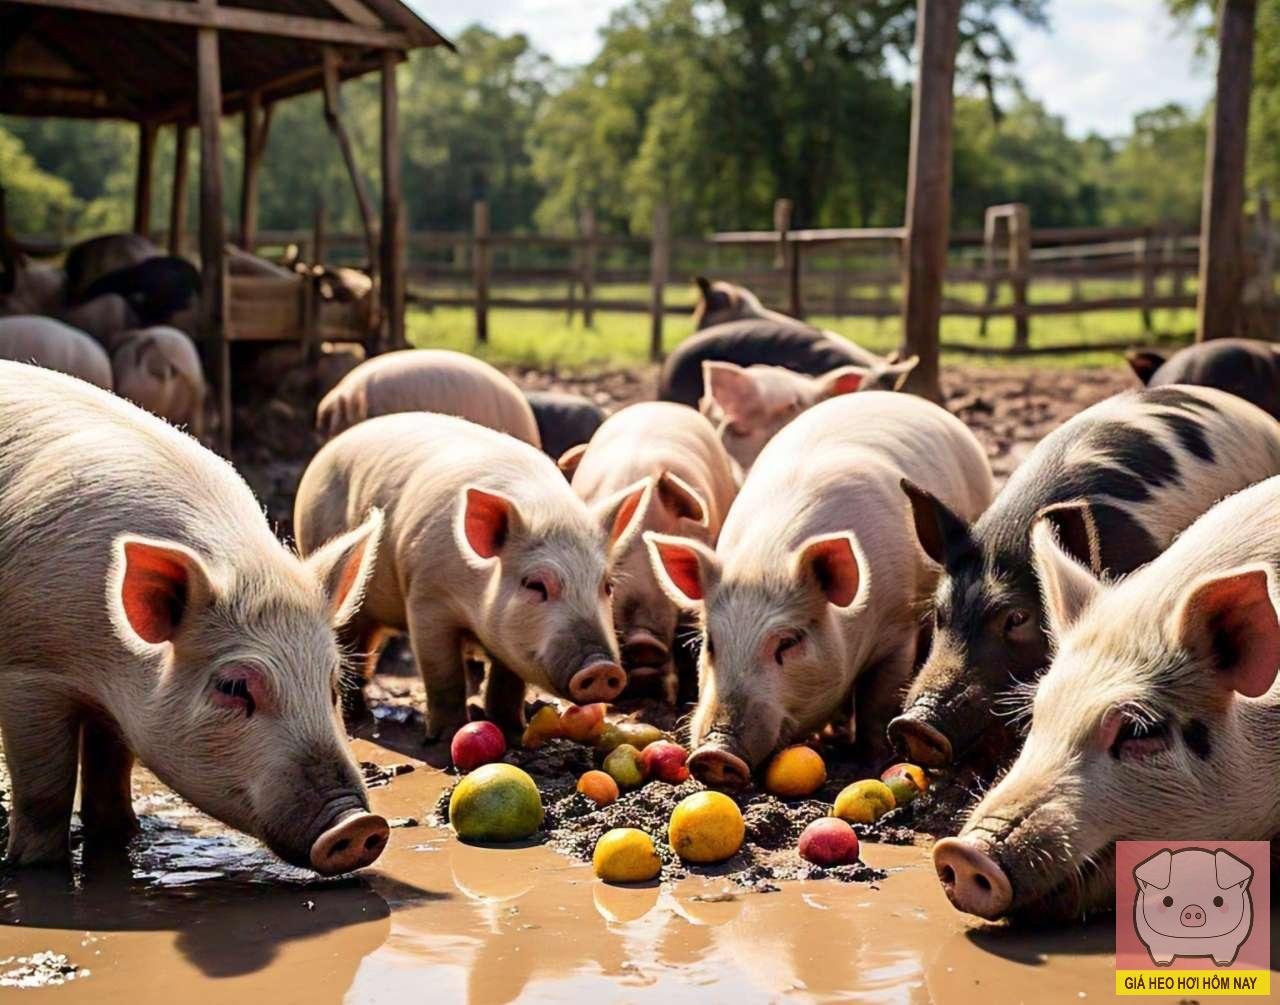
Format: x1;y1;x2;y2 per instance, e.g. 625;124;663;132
1134;849;1254;967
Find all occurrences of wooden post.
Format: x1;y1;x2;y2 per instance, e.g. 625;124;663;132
580;206;597;329
238;91;269;252
773;198;801;317
1138;232;1155;333
1169;231;1186;299
1197;0;1258;341
473;200;489;344
978;206;999;338
196;12;228;451
380;51;406;350
312;199;327;264
323;48;379;274
1010;203;1030;350
899;0;961;401
649;203;670;361
168;123;189;256
133;121;157;238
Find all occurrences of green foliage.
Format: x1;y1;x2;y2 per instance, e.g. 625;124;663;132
0;125;79;233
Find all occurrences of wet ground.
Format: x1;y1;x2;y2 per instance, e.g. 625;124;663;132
2;362;1266;1001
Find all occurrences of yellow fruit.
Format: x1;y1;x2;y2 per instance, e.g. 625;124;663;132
449;763;544;842
832;779;896;825
668;791;745;864
881;762;928;793
593;828;662;883
521;705;563;749
763;745;827;798
577;770;620;807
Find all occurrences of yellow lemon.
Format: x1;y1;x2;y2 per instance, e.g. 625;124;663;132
593;828;662;883
832;779;896;825
449;763;544;842
763;745;827;798
668;791;745;864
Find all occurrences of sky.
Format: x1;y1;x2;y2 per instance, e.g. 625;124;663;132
418;0;1214;138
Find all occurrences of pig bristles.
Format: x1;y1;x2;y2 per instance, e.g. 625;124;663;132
993;680;1039;729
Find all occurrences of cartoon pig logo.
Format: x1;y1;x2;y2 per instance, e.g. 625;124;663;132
1133;847;1254;967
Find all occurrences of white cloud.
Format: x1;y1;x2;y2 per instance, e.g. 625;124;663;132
411;0;1212;134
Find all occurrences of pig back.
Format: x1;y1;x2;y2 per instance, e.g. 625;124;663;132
1150;339;1280;420
318;349;540;445
0;316;113;389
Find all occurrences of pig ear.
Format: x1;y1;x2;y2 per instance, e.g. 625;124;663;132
702;361;762;422
1171;564;1280;698
1036;500;1104;576
656;470;709;527
901;479;972;568
793;533;862;609
645;532;720;607
1215;850;1253;890
1126;350;1165;385
1030;519;1103;638
305;509;383;626
456;486;525;564
593;478;653;551
816;365;870;399
110;535;218;647
695;275;713;298
557;443;588;479
1133;849;1173;891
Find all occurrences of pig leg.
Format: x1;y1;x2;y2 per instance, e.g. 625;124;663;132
78;715;139;850
408;612;467;745
853;643;917;769
482;658;527;744
1;696;79;865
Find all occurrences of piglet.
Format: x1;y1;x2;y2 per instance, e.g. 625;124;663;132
294;412;646;744
0;316;112;389
933;475;1280;921
315;348;540;445
560;402;738;701
112;325;207;438
0;361;386;875
647;392;994;785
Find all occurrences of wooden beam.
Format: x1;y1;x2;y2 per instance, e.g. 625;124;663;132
380;50;405;350
649;204;670;361
133;120;157;237
899;0;961;402
473;200;489;344
324;0;382;28
238;92;270;252
323;48;379;274
1197;0;1258;340
169;123;189;255
197;15;229;451
15;0;412;49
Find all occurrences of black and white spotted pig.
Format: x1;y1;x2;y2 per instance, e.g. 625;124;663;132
1128;339;1280;421
889;385;1280;773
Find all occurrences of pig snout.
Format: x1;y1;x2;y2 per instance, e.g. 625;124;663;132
1181;905;1207;928
688;734;752;789
310;810;390;875
568;659;626;702
933;836;1014;921
621;628;670;670
887;710;954;768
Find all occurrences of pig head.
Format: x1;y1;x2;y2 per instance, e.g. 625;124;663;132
1134;849;1254;966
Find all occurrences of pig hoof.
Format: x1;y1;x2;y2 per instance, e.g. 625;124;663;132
887;715;953;768
1153;956;1174;967
310;812;389;875
569;662;626;702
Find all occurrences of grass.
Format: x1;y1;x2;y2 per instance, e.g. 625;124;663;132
405;278;1198;373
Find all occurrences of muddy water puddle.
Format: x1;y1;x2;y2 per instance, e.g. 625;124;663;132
0;737;1255;1003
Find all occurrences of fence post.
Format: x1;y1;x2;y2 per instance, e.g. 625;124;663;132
473;200;490;344
312;199;327;264
580;206;597;329
1138;231;1155;334
979;206;999;338
773;199;800;318
649;204;670;362
1010;204;1030;350
1169;231;1186;299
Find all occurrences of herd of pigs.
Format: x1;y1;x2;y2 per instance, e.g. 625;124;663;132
4;238;1280;928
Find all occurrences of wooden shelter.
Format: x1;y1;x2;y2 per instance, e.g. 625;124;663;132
0;0;452;447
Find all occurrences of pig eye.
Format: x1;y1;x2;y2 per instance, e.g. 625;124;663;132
1163;895;1174;908
212;674;257;717
521;576;549;602
602;578;614;598
1213;896;1224;907
1003;609;1030;635
1110;717;1172;762
725;421;749;438
774;631;803;666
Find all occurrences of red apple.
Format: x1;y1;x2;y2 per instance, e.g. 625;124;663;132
798;818;860;867
640;740;690;784
451;721;507;772
560;702;607;742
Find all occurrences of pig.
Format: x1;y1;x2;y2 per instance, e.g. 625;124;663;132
559;402;738;702
0;261;67;317
933;475;1280;921
692;276;798;331
0;316;113;389
524;390;606;461
646;392;994;785
60;293;139;349
1128;339;1280;420
111;326;208;438
293;412;647;743
700;356;918;474
0;360;387;874
79;256;202;326
1134;849;1254;966
63;232;160;301
889;385;1280;774
315;349;541;446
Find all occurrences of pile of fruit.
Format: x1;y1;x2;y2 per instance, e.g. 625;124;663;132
442;704;930;887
